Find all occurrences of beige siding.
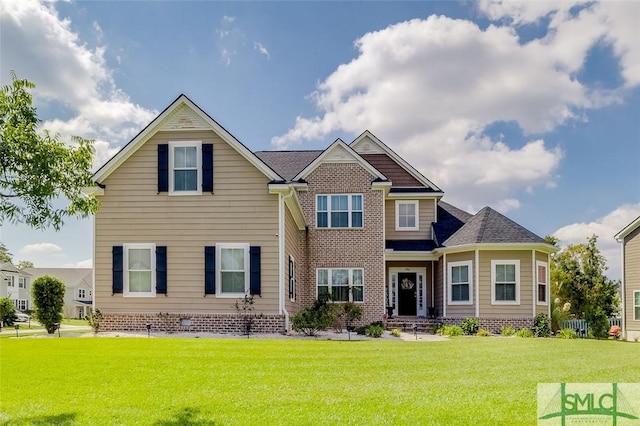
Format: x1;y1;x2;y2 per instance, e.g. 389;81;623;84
385;199;435;240
479;250;534;317
625;226;640;331
535;251;550;315
95;130;280;314
444;252;476;317
284;206;302;315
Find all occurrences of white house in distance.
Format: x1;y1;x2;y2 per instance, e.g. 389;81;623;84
0;262;31;311
24;268;93;319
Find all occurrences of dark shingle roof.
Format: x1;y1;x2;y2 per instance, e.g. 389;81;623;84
443;206;546;246
433;201;473;245
254;151;323;181
386;240;438;251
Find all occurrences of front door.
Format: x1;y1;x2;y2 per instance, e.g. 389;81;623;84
397;272;417;316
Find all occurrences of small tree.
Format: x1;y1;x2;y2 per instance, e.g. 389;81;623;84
85;308;103;334
234;293;260;337
0;297;17;327
31;275;65;334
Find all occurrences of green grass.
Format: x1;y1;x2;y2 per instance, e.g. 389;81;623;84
0;337;637;425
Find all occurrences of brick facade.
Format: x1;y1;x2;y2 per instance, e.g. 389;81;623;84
441;317;534;334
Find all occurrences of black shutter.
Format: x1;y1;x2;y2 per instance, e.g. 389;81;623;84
158;144;169;192
288;256;294;299
250;246;261;295
204;246;216;295
112;246;123;294
156;246;167;295
202;144;213;192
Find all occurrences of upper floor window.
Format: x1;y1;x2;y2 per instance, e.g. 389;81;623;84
448;261;472;304
317;268;364;302
78;288;86;299
124;243;156;297
491;260;520;304
536;261;548;304
6;276;15;287
316;194;363;228
396;200;419;231
18;277;27;288
169;141;202;195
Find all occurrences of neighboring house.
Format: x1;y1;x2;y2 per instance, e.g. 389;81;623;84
24;268;93;319
615;216;640;342
0;262;31;311
89;95;557;333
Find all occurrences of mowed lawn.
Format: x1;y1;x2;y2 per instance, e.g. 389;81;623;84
0;336;637;425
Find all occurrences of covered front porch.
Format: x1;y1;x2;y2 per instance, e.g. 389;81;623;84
385;259;439;319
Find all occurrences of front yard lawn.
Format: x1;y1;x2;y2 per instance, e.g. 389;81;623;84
0;337;636;425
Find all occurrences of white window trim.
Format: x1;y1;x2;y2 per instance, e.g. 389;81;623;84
491;260;520;305
315;268;365;303
536;261;548;306
634;291;640;321
395;200;419;231
123;243;156;298
216;243;250;298
315;194;364;229
289;255;296;302
78;288;86;299
448;260;473;305
169;140;202;196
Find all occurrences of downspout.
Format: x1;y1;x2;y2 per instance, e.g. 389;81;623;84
279;191;294;332
475;249;480;318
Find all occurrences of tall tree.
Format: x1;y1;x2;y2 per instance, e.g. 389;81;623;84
0;72;99;230
17;260;34;269
31;275;65;334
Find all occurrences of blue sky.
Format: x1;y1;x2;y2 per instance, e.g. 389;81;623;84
1;0;639;279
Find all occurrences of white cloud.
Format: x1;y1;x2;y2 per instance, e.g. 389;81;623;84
271;4;638;211
0;1;157;169
19;242;63;255
65;258;93;268
553;204;640;280
254;41;270;59
216;15;245;66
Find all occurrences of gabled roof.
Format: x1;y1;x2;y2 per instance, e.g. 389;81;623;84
0;262;22;274
433;201;473;246
350;130;443;193
255;150;323;181
443;206;547;246
92;94;282;184
292;139;387;182
24;268;93;287
614;215;640;241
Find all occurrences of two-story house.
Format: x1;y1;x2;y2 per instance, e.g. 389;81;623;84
0;262;31;311
89;95;557;333
24;268;93;319
615;216;640;342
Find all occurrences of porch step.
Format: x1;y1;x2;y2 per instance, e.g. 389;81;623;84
385;318;439;333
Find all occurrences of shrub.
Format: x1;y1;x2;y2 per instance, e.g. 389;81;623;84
500;326;515;336
432;323;443;335
292;299;332;336
365;324;384;338
31;275;65;334
460;318;479;335
0;297;17;327
556;328;577;339
329;302;363;333
390;328;402;337
585;306;609;339
85;309;103;333
440;325;464;336
532;313;551;337
477;328;490;337
515;328;533;338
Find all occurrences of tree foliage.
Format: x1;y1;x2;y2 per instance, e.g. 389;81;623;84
17;260;34;269
0;297;17;327
550;235;620;331
31;275;65;334
0;72;99;230
0;242;12;263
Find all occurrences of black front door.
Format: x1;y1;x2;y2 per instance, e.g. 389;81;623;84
398;272;417;316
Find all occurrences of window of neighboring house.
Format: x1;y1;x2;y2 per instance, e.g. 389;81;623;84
491;260;520;304
316;194;363;228
316;268;364;302
288;255;296;302
7;276;15;287
18;277;27;288
217;244;249;297
124;243;156;297
536;261;548;304
78;288;86;299
15;299;28;311
635;291;640;321
396;200;419;231
448;261;472;304
169;141;202;195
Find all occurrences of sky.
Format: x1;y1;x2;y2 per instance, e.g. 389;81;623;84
1;0;639;279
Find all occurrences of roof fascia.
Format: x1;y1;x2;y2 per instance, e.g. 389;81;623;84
385;250;440;261
436;243;559;255
268;183;307;230
614;215;640;241
350;130;443;192
292;139;387;182
93;94;282;184
387;191;445;199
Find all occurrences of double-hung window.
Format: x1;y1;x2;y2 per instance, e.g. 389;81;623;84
396;200;419;231
7;276;14;287
217;244;249;297
169;141;202;195
316;268;364;302
289;255;296;302
635;291;640;321
491;260;520;304
536;261;548;304
316;194;363;228
78;288;86;299
448;261;472;304
124;243;156;297
18;277;26;288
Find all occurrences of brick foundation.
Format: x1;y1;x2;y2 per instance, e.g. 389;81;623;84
100;313;286;334
441;317;534;334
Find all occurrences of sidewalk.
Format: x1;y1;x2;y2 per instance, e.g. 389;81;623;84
0;322;91;337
